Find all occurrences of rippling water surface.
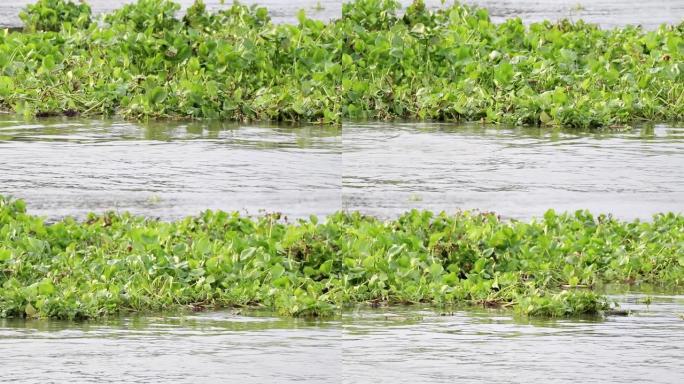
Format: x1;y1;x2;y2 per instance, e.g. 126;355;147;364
0;0;342;26
2;117;683;382
343;122;684;220
0;118;341;220
342;291;684;384
1;1;682;29
0;312;342;383
410;0;684;29
1;293;683;383
3;119;682;221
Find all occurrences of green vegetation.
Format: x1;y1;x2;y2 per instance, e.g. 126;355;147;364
1;196;682;319
1;0;341;122
341;0;684;127
1;0;682;127
19;0;92;32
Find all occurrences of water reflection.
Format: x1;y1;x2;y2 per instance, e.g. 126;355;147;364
401;0;684;29
0;117;341;221
0;117;341;144
0;0;342;28
1;295;682;383
2;118;683;220
342;122;684;220
0;311;342;384
2;1;681;29
342;293;684;384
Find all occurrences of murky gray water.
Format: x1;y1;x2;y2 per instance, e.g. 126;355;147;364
2;119;683;221
1;118;684;382
0;0;342;27
0;118;341;220
1;293;683;383
343;123;684;220
2;1;682;29
0;312;342;383
411;0;684;29
1;1;683;381
343;292;684;384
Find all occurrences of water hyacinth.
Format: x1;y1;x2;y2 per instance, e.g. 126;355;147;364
341;0;684;127
19;0;92;32
0;0;342;123
0;0;682;127
1;196;683;319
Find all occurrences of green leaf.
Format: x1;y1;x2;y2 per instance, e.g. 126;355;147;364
41;55;56;71
494;62;514;85
0;76;14;97
429;232;444;249
410;23;426;36
270;264;285;279
273;276;290;288
319;260;333;274
25;303;37;317
429;262;443;277
342;54;354;67
38;279;55;295
240;247;256;261
386;244;405;260
147;86;167;105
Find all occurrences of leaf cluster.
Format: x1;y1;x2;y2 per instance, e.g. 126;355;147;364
340;0;684;127
19;0;92;32
2;0;682;127
1;196;682;319
3;0;341;123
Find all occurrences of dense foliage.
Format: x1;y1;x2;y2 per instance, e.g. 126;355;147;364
19;0;92;32
341;0;684;127
1;0;341;123
0;0;682;127
1;196;682;319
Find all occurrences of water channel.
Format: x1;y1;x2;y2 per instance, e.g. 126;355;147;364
1;0;683;382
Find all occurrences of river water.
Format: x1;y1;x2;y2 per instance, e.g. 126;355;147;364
1;117;683;382
343;122;684;220
3;118;681;221
0;0;342;26
0;117;341;221
1;292;682;383
1;1;684;381
410;0;684;29
1;0;682;29
342;291;684;384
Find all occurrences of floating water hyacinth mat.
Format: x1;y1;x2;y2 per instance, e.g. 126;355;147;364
339;0;683;127
0;0;682;127
1;0;343;123
1;196;683;319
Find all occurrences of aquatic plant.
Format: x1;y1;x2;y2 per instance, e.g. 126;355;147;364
340;0;684;127
1;0;342;123
1;0;682;127
1;196;682;319
19;0;92;32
